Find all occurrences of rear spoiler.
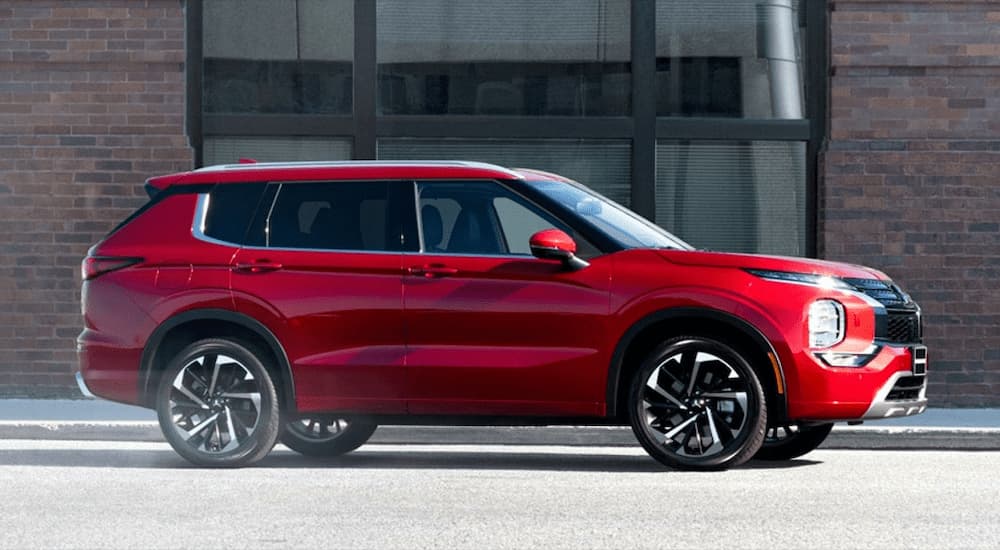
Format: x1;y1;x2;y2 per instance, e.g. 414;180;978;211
144;173;185;198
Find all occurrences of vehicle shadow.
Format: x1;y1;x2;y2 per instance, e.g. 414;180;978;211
0;446;822;472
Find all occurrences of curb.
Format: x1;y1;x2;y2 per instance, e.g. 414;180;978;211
1;422;998;450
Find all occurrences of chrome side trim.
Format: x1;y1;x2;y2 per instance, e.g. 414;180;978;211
861;370;928;420
75;372;95;399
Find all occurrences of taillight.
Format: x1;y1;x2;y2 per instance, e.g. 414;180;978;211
82;256;142;280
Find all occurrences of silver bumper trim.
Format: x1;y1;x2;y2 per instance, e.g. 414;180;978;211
75;372;95;399
862;370;927;420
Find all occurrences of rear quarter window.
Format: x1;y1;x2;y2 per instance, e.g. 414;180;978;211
201;183;268;244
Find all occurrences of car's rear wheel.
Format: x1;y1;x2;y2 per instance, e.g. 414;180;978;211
280;417;377;457
156;338;280;468
754;423;834;461
628;336;767;471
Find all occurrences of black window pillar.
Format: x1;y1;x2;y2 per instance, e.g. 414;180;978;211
630;0;656;221
353;0;377;160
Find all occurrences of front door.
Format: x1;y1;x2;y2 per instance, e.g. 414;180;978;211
403;180;611;416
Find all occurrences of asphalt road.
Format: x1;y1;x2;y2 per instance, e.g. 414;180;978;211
0;440;997;549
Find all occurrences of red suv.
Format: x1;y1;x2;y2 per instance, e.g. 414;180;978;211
77;161;927;469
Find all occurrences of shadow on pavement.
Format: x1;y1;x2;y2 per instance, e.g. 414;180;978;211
0;447;823;472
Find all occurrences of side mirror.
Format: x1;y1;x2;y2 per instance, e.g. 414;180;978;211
529;229;589;271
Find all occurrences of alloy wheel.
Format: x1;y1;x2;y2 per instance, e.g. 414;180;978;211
287;417;351;442
638;346;752;459
167;353;263;454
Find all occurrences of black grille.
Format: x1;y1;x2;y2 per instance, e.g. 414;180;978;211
886;312;921;344
886;376;925;401
842;277;908;307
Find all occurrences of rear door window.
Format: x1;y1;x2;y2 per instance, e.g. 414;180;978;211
265;181;397;251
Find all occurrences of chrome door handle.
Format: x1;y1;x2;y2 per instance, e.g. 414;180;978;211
234;261;283;273
407;264;458;278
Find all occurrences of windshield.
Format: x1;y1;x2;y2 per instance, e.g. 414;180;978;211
523;179;693;250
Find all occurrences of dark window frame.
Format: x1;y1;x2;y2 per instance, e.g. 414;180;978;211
248;179;414;253
187;0;828;257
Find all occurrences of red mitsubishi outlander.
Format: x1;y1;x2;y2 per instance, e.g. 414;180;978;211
77;161;927;469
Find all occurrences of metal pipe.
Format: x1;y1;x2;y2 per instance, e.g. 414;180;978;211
757;0;803;119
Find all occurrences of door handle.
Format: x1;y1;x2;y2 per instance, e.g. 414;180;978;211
407;264;458;278
234;260;283;273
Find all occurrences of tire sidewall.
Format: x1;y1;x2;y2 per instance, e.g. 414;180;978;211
755;423;834;461
628;336;767;470
156;338;280;467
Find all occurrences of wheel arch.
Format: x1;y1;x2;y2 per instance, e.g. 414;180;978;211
138;309;296;412
606;307;788;422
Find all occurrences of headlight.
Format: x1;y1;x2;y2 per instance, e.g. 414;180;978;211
809;300;844;348
746;269;853;290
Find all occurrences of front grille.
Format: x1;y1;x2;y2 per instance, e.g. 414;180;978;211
842;277;908;307
886;376;925;401
885;311;921;344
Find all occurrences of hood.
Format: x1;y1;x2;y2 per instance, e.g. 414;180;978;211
656;250;890;281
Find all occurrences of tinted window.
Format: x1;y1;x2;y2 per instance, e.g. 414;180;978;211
203;0;354;114
377;0;630;116
203;183;268;244
267;182;392;251
417;181;596;257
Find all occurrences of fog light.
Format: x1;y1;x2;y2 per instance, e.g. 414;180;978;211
809;300;844;348
817;346;880;367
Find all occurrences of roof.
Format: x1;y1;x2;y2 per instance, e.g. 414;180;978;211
146;160;528;189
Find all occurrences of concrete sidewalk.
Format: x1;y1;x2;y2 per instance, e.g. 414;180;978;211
0;398;998;449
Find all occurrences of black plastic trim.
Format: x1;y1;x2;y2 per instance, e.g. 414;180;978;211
604;307;787;419
138;309;296;412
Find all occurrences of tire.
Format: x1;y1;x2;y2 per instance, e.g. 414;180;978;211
280;417;377;457
156;338;281;468
628;336;767;471
754;423;834;461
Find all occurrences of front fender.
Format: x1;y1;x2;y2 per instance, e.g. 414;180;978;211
605;285;794;418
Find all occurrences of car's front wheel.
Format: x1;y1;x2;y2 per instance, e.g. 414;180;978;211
628;336;767;471
156;338;281;468
280;417;377;457
754;423;834;461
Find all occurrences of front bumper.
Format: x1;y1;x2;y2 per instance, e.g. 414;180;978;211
788;344;928;421
861;370;928;419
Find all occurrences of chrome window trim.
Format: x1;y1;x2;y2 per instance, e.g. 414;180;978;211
191;184;568;261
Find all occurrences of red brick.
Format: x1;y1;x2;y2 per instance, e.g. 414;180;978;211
0;0;191;396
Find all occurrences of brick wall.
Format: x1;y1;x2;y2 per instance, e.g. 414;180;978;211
0;0;192;396
824;0;1000;405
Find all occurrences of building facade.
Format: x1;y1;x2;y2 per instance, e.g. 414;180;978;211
1;0;997;405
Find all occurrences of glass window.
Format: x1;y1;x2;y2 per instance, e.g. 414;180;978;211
203;0;353;114
266;182;391;251
492;197;556;255
655;141;806;255
656;0;804;118
202;183;268;244
203;136;352;165
378;139;632;207
417;181;592;257
522;179;691;251
376;0;631;116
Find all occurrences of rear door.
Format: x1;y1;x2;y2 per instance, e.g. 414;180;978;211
231;180;414;414
403;180;611;416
